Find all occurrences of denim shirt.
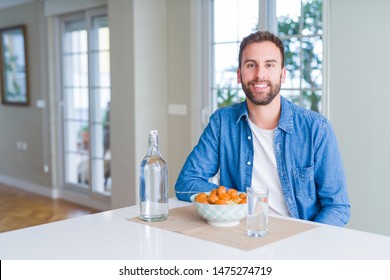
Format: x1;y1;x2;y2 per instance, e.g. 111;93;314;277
175;96;350;227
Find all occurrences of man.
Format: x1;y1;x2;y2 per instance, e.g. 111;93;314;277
175;31;350;227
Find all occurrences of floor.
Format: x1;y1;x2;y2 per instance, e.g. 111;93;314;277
0;183;99;233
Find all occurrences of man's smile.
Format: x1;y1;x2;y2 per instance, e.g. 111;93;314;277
251;81;270;91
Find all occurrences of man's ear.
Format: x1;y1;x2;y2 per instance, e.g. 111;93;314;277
281;67;286;83
237;68;241;84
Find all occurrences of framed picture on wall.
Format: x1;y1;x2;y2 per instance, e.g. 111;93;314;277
0;25;29;106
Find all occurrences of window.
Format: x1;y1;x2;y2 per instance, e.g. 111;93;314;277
212;0;259;109
277;0;323;112
212;0;323;113
60;8;111;196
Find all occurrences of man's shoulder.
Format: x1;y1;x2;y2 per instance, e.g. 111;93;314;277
286;99;328;124
279;97;331;137
211;101;247;120
214;101;245;112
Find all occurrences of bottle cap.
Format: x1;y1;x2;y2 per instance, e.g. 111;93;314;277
149;130;158;136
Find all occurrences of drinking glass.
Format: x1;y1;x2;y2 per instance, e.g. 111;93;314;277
246;187;269;237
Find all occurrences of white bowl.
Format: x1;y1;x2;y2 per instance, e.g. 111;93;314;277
190;192;247;227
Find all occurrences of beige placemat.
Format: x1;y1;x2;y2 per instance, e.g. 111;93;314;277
129;205;317;251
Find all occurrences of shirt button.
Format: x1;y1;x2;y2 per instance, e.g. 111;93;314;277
248;136;251;140
247;161;251;165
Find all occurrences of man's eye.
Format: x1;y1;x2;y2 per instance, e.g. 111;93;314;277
246;63;255;68
266;63;275;68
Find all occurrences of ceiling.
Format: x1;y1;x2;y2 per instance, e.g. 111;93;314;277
0;0;37;10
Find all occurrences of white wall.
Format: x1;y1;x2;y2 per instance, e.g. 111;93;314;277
108;0;169;208
166;0;194;197
133;0;169;205
329;0;390;236
0;1;52;189
108;0;137;208
44;0;107;16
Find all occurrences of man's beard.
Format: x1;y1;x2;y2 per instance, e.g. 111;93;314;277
241;75;282;106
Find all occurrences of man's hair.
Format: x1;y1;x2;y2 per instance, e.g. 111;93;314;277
238;31;285;68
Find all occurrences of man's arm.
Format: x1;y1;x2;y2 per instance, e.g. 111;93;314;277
313;121;351;226
174;113;221;202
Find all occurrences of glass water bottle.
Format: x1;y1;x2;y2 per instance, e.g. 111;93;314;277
139;130;168;221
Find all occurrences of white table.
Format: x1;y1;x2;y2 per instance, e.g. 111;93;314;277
1;198;390;259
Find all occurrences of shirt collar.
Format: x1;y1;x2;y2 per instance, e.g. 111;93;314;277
236;101;249;123
236;96;293;134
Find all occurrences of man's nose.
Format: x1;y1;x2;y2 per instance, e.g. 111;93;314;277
254;66;266;80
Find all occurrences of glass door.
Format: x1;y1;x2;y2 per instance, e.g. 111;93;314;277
61;8;111;197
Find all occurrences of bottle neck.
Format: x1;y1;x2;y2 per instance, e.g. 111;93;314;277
147;134;161;157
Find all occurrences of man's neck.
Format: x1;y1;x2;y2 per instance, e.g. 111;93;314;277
247;95;281;130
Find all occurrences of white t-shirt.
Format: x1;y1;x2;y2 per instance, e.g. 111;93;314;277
248;118;290;217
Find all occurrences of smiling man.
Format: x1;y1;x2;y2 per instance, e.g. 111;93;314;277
175;31;350;227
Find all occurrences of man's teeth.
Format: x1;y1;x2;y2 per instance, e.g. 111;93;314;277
255;84;268;88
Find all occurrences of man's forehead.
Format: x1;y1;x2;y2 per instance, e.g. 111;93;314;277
242;42;282;60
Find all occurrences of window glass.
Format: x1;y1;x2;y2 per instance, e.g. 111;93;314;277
277;0;323;112
212;0;323;113
212;0;258;109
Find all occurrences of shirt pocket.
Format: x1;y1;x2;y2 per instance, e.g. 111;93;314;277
292;165;315;199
